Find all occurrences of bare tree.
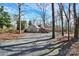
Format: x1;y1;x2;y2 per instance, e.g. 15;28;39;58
58;3;71;40
36;3;49;27
52;3;55;38
17;3;24;34
58;3;64;36
68;3;71;40
73;3;78;39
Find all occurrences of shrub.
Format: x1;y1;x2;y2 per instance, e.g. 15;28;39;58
0;28;17;33
6;29;16;33
17;20;27;30
0;28;5;33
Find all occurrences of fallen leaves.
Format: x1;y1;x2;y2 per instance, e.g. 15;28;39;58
0;33;24;40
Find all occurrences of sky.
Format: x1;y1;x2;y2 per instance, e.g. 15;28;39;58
0;3;71;26
0;3;52;22
1;3;79;26
0;3;69;20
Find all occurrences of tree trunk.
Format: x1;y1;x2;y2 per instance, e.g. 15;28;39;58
67;3;70;41
52;3;55;38
60;4;64;36
73;3;78;39
43;18;45;27
18;4;21;34
58;3;64;36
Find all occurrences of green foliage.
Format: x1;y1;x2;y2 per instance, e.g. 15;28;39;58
28;20;32;26
21;21;27;30
0;28;5;33
0;6;11;28
17;20;27;30
6;29;16;33
0;28;17;33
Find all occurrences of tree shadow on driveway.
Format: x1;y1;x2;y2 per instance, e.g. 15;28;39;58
0;37;74;56
54;38;77;56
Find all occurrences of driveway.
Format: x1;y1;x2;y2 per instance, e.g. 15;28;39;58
0;32;62;56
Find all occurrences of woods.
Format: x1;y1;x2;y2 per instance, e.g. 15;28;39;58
0;3;79;56
57;3;79;40
0;3;79;40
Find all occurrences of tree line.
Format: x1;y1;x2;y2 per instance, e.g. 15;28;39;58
52;3;79;40
0;3;79;40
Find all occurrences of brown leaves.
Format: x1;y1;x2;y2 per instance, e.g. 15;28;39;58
0;33;23;40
